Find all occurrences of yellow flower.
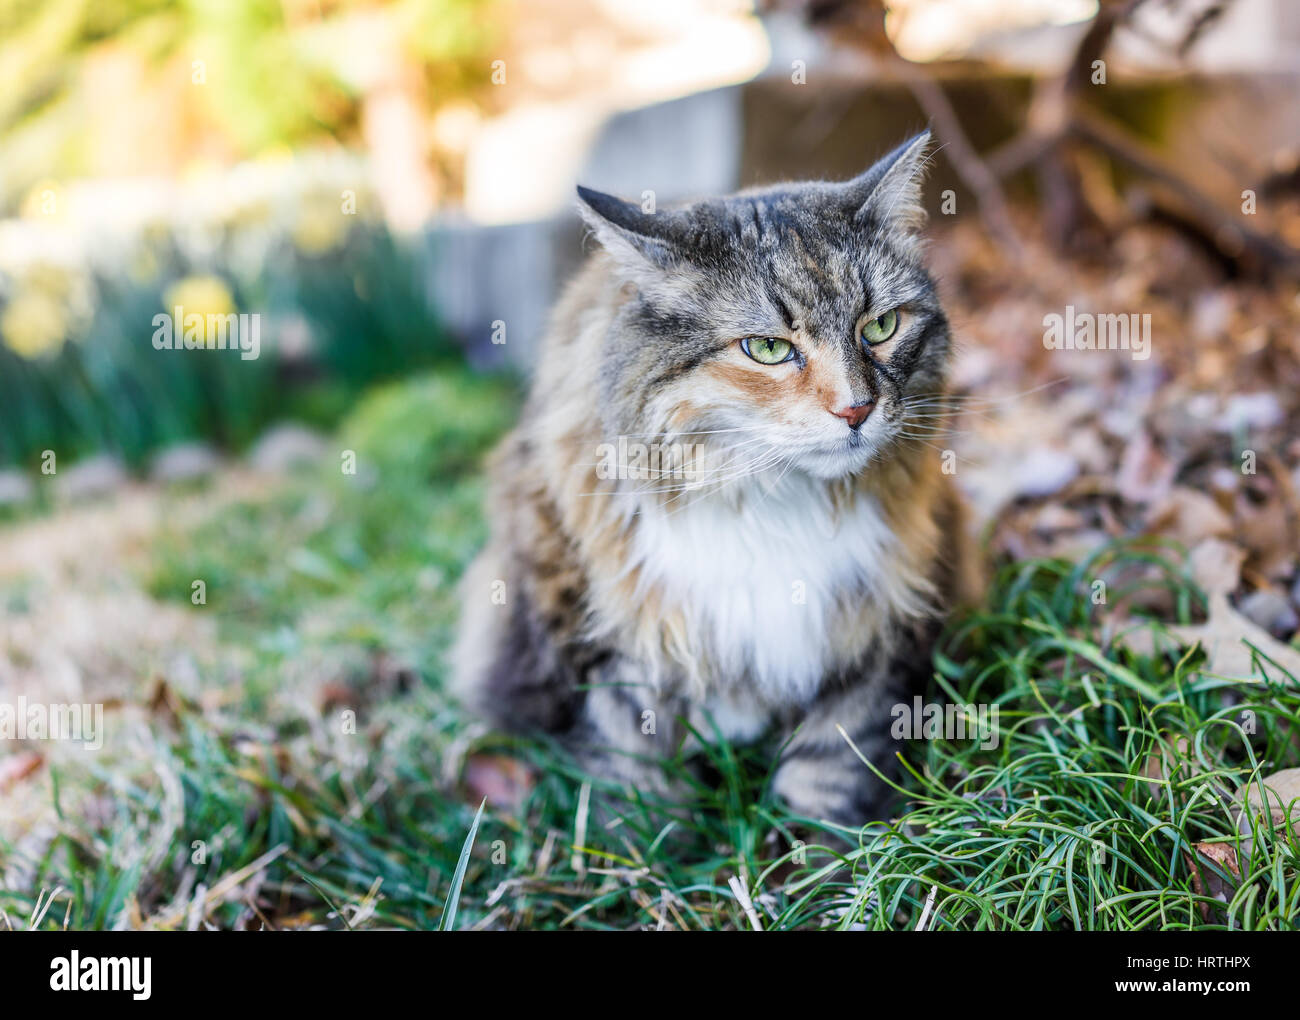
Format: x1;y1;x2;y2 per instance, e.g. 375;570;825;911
1;292;67;359
163;275;237;348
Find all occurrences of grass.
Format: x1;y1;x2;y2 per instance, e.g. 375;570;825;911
2;365;1298;930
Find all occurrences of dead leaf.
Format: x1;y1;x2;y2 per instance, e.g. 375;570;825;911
1148;487;1233;547
1187;841;1241;921
1235;484;1296;581
1167;591;1300;684
1187;538;1245;599
1116;431;1175;504
0;750;44;791
465;754;535;810
1240;767;1300;841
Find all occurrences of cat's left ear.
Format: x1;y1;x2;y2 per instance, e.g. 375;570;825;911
844;130;932;234
575;186;688;273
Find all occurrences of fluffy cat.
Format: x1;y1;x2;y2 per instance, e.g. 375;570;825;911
454;132;977;825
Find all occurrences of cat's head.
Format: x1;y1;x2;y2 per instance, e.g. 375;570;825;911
577;131;950;484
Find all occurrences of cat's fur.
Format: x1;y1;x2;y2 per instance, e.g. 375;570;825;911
454;133;978;824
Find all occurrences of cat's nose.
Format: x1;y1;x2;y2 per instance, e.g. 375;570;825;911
831;402;873;430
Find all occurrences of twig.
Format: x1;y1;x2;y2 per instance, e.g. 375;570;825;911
895;61;1028;262
1070;103;1300;273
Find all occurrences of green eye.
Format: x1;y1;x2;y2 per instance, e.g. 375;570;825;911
742;336;794;365
861;308;899;345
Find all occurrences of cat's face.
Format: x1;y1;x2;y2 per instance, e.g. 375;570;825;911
580;133;950;484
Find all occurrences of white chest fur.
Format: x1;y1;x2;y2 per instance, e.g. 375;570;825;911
629;472;911;709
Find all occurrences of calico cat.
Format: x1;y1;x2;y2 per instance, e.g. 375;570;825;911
453;132;978;824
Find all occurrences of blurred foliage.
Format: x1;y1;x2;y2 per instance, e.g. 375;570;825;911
0;0;501;203
0;211;463;468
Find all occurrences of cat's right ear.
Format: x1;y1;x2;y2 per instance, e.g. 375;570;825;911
576;186;685;273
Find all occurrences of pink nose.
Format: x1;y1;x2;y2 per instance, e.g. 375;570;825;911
831;402;873;429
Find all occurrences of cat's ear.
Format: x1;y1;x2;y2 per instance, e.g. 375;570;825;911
845;131;932;234
576;186;686;272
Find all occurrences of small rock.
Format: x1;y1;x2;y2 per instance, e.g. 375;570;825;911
150;442;221;484
1238;588;1299;640
53;455;128;501
247;424;327;474
0;470;35;506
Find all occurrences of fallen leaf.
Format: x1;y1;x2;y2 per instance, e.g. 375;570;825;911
1186;841;1241;921
1187;538;1246;599
1240;767;1300;840
1148;487;1233;547
1166;591;1300;685
0;750;44;791
1116;430;1175;504
465;754;535;810
1235;486;1297;581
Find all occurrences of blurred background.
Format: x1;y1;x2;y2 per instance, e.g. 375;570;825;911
3;0;1300;929
2;0;1298;480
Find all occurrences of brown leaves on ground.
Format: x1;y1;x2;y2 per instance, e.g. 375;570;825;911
1187;841;1240;920
1189;768;1300;919
0;750;44;792
1166;591;1300;685
1239;767;1300;841
932;214;1300;674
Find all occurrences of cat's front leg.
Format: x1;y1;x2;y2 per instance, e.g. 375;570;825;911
567;663;687;804
771;667;918;828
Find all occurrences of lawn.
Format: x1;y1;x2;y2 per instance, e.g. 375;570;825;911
2;365;1297;930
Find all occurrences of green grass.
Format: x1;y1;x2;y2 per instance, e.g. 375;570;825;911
2;366;1298;930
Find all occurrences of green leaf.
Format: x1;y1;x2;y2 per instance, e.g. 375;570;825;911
439;799;485;931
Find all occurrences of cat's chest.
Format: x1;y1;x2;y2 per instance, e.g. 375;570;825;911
629;480;903;704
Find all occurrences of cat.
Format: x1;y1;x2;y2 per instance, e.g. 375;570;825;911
453;132;978;826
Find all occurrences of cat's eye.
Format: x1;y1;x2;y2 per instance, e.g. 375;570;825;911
741;336;795;365
861;309;899;346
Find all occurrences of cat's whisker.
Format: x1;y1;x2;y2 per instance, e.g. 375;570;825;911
573;425;773;444
894;436;951;454
662;450;788;492
572;433;778;484
903;378;1068;410
659;452;791;513
895;425;975;437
